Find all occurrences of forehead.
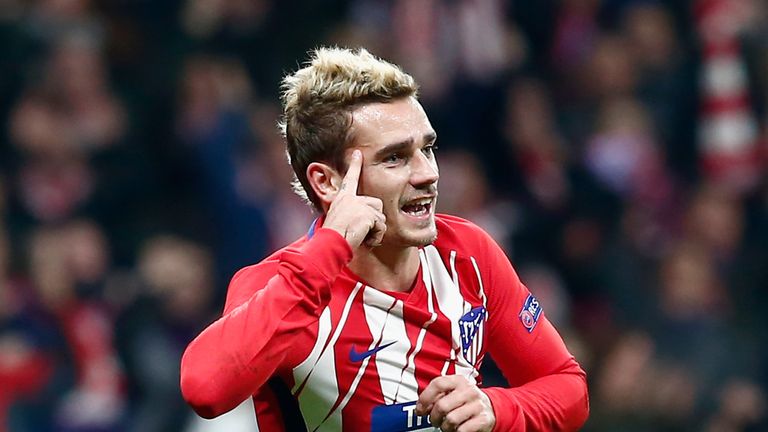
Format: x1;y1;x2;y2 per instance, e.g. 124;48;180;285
348;97;433;149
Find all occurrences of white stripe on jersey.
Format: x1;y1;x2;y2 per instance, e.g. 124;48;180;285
292;307;332;392
420;250;437;315
423;246;477;382
321;326;377;427
449;251;472;317
450;251;479;365
403;251;439;394
363;288;416;404
470;257;487;309
441;349;455;376
294;282;363;431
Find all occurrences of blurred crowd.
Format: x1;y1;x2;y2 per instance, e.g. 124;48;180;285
1;0;767;431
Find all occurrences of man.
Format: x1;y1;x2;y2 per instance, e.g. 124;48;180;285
180;47;589;431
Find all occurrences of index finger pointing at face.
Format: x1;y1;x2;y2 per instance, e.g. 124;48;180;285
340;149;362;195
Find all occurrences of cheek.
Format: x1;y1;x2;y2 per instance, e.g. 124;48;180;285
385;197;400;214
361;170;401;197
377;190;403;218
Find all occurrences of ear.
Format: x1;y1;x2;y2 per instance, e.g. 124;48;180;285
306;162;342;211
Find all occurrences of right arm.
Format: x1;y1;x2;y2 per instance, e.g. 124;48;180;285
180;228;352;419
180;149;384;419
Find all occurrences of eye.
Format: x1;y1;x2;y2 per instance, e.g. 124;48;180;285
383;153;405;164
422;143;438;157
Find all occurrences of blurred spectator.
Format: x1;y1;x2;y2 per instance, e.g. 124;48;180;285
7;223;125;432
436;148;517;252
386;0;521;101
704;379;767;432
502;77;571;212
248;103;315;249
44;34;127;152
586;35;638;101
176;55;269;286
550;0;600;74
684;184;744;259
592;212;766;431
24;0;104;47
182;0;271;39
64;220;110;296
584;98;672;204
116;235;215;432
621;2;695;170
1;223;58;432
9;92;95;223
6;30;131;241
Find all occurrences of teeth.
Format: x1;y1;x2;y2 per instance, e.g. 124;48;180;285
403;202;429;216
401;197;432;217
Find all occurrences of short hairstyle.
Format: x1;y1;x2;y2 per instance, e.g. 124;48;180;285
279;47;419;212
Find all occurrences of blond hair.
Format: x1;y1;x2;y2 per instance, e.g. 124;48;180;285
279;47;418;211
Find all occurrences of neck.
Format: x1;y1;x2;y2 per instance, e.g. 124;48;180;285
348;243;420;293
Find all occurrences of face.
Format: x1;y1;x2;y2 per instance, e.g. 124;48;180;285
346;97;439;247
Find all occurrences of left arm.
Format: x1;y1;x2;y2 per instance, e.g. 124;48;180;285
477;236;588;431
480;318;589;431
417;231;589;431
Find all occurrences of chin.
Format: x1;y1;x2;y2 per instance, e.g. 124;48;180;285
413;232;438;247
384;212;438;247
400;224;438;247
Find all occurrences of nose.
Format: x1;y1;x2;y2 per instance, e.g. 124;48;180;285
411;150;439;188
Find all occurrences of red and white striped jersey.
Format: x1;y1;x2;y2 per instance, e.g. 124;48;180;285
181;215;589;431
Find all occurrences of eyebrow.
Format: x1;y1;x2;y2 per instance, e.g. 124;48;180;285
373;132;437;160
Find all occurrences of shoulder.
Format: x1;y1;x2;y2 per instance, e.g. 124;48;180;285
433;214;517;285
434;214;497;254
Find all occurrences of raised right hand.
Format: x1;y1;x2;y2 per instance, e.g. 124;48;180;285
323;150;387;249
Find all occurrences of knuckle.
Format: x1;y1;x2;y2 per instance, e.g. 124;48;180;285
443;412;459;429
470;399;484;412
430;375;447;387
467;385;482;397
478;411;494;428
434;399;450;416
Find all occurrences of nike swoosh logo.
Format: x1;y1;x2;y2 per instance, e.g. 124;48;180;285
349;341;397;362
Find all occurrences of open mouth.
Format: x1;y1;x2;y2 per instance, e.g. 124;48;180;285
401;198;433;218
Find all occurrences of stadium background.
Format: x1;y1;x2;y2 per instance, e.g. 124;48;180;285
0;0;767;430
